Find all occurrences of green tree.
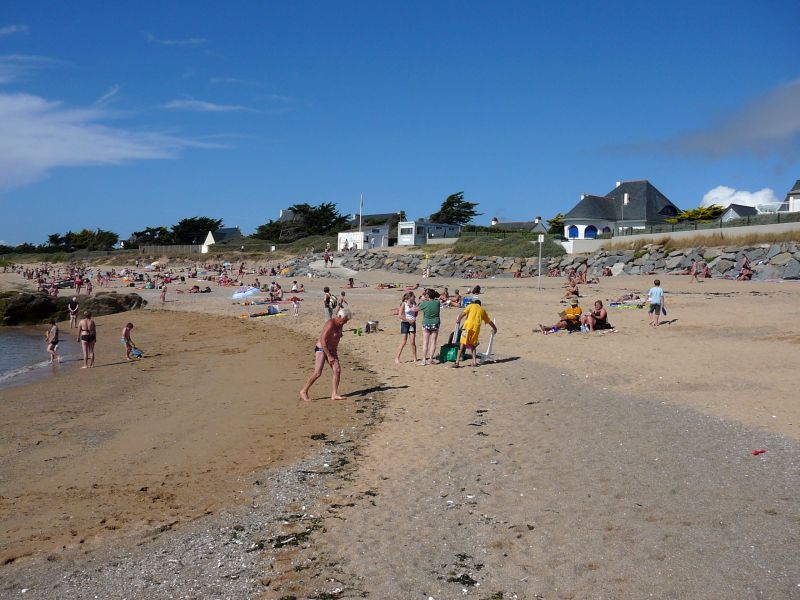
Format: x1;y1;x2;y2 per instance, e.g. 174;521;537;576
546;213;565;235
666;205;725;224
429;192;480;225
47;233;65;249
130;226;173;247
171;217;223;244
252;202;349;242
91;229;119;250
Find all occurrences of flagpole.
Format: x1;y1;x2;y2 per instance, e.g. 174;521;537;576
359;193;363;234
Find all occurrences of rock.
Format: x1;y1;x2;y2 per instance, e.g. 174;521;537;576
714;258;735;273
766;244;783;260
783;259;800;280
611;263;626;276
1;292;145;326
704;248;723;261
665;256;683;270
769;252;793;266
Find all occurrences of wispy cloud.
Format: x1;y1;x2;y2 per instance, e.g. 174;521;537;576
0;24;29;36
0;54;59;84
210;76;262;87
145;33;207;46
608;78;800;160
95;84;120;105
701;186;779;209
0;93;218;189
163;98;257;113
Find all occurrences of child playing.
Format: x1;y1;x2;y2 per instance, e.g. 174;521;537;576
647;279;665;327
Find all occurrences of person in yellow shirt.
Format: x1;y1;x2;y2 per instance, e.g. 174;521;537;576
453;299;497;367
539;297;583;334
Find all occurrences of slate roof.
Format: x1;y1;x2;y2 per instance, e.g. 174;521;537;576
564;195;617;221
564;181;680;224
786;179;800;197
723;203;757;217
210;227;243;243
352;212;398;225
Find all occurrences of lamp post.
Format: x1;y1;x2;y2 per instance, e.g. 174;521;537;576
537;234;544;291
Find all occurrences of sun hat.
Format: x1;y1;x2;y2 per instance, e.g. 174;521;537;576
570;298;579;305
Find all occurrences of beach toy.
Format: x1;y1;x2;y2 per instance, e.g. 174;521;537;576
751;449;767;456
366;320;379;333
461;296;474;308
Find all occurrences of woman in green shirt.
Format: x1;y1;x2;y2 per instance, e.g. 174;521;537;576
418;288;441;365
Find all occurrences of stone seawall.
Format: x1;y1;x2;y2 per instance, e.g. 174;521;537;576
338;243;800;280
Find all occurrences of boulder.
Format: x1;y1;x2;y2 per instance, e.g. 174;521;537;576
611;263;626;276
714;259;735;273
783;259;800;280
769;252;794;266
1;292;145;326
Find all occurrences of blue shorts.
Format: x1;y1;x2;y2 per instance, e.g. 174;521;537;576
401;321;416;334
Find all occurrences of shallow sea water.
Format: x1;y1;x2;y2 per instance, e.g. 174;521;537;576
0;326;79;389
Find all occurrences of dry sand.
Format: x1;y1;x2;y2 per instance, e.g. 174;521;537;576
0;267;798;598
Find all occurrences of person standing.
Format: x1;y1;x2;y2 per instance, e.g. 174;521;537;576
160;284;167;305
121;322;136;361
300;308;352;401
395;291;418;364
648;279;665;327
76;310;97;368
323;286;336;320
67;296;79;329
418;289;441;365
454;299;497;367
46;319;60;364
85;279;93;296
689;259;698;284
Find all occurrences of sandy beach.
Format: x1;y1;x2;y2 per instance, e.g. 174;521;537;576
0;267;798;598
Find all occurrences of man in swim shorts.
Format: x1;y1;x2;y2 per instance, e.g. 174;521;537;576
454;299;497;367
300;308;352;401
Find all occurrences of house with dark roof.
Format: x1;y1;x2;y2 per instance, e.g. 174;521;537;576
781;179;800;213
489;216;548;234
562;180;681;239
201;227;243;252
720;203;758;223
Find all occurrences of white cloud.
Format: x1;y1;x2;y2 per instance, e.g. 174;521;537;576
163;99;256;113
0;93;217;189
0;54;58;84
94;84;120;105
0;25;29;36
145;33;207;46
701;186;779;209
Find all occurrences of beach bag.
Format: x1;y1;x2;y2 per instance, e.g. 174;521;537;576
439;343;459;363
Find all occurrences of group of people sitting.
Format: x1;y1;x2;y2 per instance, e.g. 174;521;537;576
539;297;613;334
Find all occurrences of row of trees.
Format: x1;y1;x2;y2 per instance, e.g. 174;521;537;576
2;193;577;254
127;217;224;247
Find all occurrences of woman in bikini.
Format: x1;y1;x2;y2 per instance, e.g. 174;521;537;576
76;310;97;368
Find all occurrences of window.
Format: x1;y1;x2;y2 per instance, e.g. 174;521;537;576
400;227;413;235
416;227;423;235
371;228;381;234
568;225;579;238
584;225;598;239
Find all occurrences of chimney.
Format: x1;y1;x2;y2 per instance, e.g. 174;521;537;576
491;217;498;226
615;181;622;188
580;193;586;200
534;216;541;224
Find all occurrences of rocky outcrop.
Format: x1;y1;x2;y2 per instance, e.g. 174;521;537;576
337;242;800;280
0;292;146;326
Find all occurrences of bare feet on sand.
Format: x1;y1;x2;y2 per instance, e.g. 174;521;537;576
299;390;311;402
331;395;345;400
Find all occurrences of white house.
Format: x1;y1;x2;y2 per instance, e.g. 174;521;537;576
397;219;461;246
201;227;243;253
562;180;680;239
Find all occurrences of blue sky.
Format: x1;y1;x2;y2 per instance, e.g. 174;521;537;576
1;1;799;245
